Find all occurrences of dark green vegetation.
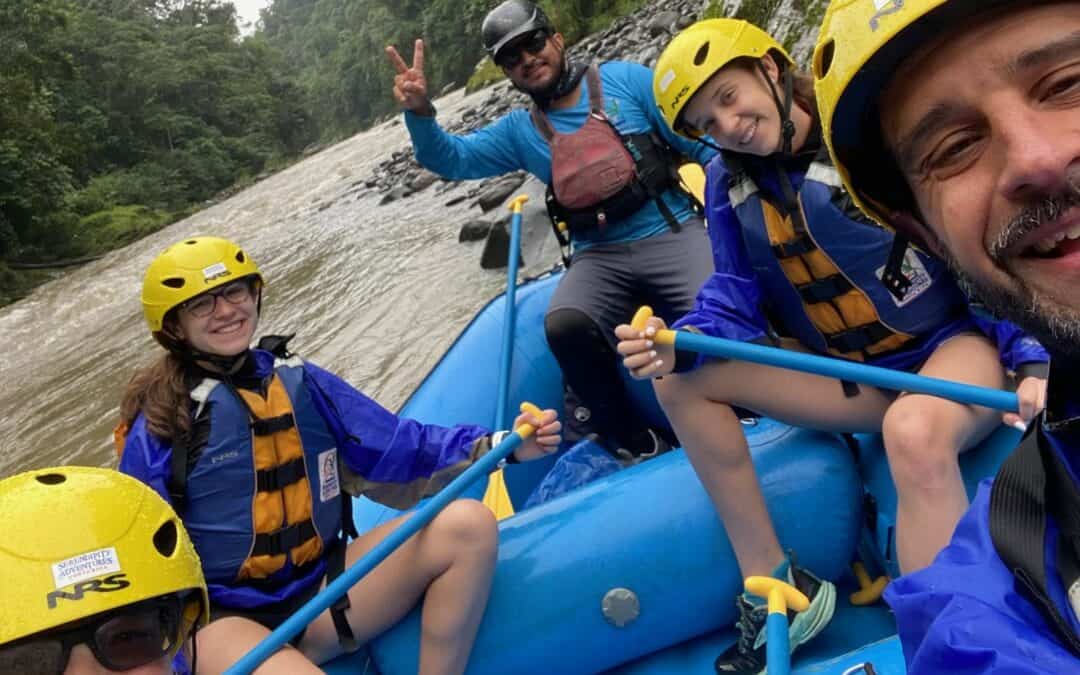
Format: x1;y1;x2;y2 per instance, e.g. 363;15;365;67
1;0;313;303
1;0;650;305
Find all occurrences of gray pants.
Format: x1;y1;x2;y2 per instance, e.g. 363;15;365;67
544;218;714;453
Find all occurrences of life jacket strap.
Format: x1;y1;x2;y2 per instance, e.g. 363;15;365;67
824;321;894;354
990;422;1080;658
798;274;854;304
251;412;295;436
771;234;816;258
327;538;358;652
256;457;308;492
252;519;318;557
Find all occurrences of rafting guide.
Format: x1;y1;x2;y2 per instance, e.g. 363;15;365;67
387;0;716;464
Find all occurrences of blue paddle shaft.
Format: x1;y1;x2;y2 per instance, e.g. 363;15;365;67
672;331;1019;412
495;209;524;429
223;431;527;675
766;612;791;675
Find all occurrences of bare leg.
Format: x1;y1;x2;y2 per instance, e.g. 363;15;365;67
882;334;1004;573
195;499;497;674
299;499;498;675
656;351;892;578
194;617;322;674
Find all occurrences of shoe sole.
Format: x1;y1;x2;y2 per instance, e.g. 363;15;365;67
753;581;837;675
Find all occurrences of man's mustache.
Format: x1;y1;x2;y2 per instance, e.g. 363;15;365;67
989;163;1080;262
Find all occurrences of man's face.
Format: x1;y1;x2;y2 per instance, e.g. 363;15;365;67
881;4;1080;355
500;30;565;94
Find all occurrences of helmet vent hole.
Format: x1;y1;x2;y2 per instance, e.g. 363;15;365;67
814;39;835;80
184;240;197;245
162;277;185;289
235;251;246;263
693;43;710;66
35;473;65;485
153;520;179;557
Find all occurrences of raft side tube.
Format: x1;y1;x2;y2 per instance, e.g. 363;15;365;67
366;418;862;675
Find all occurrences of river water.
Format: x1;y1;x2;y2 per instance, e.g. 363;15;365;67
0;86;561;479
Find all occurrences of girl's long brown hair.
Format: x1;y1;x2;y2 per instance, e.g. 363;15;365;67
119;320;191;442
789;69;817;120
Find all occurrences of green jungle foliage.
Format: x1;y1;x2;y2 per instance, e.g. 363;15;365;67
2;0;648;303
1;0;315;276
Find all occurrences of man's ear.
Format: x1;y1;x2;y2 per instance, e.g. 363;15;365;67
890;211;947;259
551;32;564;50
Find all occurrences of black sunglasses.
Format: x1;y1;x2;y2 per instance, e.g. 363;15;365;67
0;596;193;675
495;30;550;70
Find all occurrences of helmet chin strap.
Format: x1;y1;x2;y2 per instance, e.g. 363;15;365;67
757;60;796;156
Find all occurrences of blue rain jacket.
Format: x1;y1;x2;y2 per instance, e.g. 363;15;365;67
886;366;1080;673
119;349;492;608
674;153;1048;373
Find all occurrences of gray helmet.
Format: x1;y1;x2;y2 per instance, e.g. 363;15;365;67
481;0;554;60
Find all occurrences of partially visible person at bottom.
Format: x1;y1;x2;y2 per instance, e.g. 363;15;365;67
0;466;208;675
616;18;1048;674
115;236;561;674
816;0;1080;671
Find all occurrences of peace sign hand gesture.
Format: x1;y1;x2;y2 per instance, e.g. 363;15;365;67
386;39;433;115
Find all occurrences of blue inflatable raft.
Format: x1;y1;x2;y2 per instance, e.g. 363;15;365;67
320;269;1020;674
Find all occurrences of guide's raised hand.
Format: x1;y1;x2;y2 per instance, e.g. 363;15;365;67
386;39;431;114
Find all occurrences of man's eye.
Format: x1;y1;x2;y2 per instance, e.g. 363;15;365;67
1040;66;1080;103
921;132;981;176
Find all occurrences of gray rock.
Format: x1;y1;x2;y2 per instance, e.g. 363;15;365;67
439;82;458;96
409;170;439;192
458;218;493;242
378;185;412;205
476;173;527;212
479;220;512;269
650;11;680;35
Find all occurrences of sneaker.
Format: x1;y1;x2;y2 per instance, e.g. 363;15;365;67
713;565;837;674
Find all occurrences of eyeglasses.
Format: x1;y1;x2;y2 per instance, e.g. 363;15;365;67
495;30;549;70
0;596;195;675
179;279;255;318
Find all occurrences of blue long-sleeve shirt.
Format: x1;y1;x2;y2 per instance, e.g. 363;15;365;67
404;61;716;250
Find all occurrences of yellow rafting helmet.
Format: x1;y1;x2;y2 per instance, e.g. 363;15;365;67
0;466;209;648
142;236;262;333
653;18;792;138
814;0;1046;230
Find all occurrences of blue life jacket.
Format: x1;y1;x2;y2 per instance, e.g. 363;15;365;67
183;357;343;586
729;150;969;362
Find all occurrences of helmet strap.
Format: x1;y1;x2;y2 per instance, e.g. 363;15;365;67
757;60;796;156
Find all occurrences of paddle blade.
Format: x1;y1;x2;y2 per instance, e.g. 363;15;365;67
482;469;516;520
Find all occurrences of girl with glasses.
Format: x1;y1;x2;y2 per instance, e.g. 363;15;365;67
114;236;561;674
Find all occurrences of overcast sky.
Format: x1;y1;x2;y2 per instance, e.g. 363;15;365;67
231;0;269;33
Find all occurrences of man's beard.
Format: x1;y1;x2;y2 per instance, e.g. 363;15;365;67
945;170;1080;358
516;52;585;108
